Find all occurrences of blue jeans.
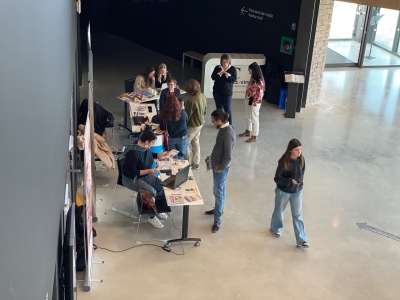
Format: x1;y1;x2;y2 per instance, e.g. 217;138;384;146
168;135;188;159
213;92;233;125
211;161;230;223
122;174;164;218
270;187;307;244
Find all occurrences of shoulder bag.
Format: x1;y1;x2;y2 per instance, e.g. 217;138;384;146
139;189;158;215
163;120;169;151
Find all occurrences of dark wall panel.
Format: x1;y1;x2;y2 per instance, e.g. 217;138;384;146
0;0;76;299
107;0;302;71
80;0;109;32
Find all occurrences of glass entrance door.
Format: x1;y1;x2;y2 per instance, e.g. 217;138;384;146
326;1;367;67
361;7;400;67
326;2;400;68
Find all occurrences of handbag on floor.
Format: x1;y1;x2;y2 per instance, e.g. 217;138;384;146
139;189;158;215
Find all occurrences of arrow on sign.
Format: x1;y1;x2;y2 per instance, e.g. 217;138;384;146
241;6;248;15
356;223;400;242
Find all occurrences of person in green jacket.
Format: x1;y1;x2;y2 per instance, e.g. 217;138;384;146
184;79;207;169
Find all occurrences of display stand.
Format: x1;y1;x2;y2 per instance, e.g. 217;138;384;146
83;23;103;293
82;112;103;292
284;72;305;119
201;53;266;99
364;15;384;60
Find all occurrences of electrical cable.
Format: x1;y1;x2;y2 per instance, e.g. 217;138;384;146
168;212;185;255
101;151;185;255
93;242;184;255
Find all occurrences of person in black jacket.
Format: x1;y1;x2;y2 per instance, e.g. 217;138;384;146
122;130;169;229
270;139;310;248
211;54;237;126
78;99;113;135
159;77;180;110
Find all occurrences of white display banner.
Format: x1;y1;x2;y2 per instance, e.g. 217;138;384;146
202;53;266;99
83;113;93;291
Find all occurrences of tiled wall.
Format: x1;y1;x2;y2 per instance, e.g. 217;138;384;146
306;0;334;106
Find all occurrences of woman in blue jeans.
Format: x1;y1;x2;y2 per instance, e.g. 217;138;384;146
211;54;237;126
122;130;169;229
270;139;309;248
204;110;236;233
159;95;188;159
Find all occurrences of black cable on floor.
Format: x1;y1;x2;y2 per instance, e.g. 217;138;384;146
169;212;185;255
93;242;184;256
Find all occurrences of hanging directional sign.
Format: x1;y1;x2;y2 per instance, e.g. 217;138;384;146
356;223;400;242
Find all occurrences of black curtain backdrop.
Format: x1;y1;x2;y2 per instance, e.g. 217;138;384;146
107;0;301;72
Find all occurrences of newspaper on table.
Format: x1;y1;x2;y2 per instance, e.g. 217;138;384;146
118;90;154;102
166;149;179;159
156;150;180;171
168;187;202;205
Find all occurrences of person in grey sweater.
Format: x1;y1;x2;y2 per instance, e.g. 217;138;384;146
205;110;236;233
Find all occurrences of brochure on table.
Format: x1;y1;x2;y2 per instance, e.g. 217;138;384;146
118;90;155;102
158;159;204;206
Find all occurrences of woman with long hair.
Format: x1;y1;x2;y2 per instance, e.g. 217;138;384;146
205;110;236;233
134;66;156;91
159;95;188;159
159;77;180;110
270;139;309;248
155;63;171;89
211;54;237;126
184;79;207;170
239;62;265;143
122;130;169;228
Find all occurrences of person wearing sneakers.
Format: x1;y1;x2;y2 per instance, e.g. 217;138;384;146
122;130;169;228
270;139;310;248
184;79;207;170
205;110;236;233
239;62;265;143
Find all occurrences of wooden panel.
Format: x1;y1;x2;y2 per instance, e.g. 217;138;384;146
339;0;400;11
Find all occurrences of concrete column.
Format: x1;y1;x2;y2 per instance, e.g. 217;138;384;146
306;0;334;106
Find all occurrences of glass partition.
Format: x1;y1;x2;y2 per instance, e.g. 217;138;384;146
326;2;400;68
362;6;400;66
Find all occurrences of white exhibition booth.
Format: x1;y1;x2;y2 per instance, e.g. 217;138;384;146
201;53;266;99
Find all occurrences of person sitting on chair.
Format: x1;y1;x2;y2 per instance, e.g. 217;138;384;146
122;130;169;228
155;63;171;89
134;66;156;91
159;77;180;110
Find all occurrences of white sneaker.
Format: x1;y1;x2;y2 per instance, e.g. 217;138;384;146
148;216;164;228
158;213;168;219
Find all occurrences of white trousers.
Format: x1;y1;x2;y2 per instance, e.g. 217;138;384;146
244;100;261;136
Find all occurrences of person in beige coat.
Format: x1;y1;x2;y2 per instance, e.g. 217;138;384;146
77;125;115;169
134;66;156;91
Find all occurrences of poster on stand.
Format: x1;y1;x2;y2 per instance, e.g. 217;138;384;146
83;112;93;290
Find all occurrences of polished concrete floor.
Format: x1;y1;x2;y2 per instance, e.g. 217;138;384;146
78;33;400;299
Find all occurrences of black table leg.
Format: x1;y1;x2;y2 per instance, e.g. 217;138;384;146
166;205;201;247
